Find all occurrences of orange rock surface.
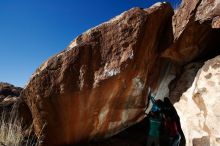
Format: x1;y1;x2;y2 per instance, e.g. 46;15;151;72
22;3;173;145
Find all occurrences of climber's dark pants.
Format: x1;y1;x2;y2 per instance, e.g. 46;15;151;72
146;135;160;146
169;133;181;146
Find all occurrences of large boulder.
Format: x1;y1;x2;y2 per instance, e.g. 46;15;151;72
21;3;174;146
174;56;220;146
162;0;220;65
172;0;220;39
165;1;220;145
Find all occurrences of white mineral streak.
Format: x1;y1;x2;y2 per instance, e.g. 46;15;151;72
104;68;120;78
90;92;113;138
174;56;220;146
131;77;144;97
146;63;175;113
107;108;141;137
106;76;146;137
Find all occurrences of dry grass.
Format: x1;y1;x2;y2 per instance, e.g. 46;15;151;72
0;103;42;146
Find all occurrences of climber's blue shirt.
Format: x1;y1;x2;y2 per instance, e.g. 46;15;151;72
148;116;162;137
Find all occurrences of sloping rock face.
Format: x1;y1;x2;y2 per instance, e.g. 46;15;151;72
174;56;220;146
20;0;220;146
21;3;174;146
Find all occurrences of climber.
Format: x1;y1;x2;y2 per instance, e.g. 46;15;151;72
163;97;181;146
148;88;163;113
164;114;181;146
146;111;162;146
145;88;163;146
163;97;177;118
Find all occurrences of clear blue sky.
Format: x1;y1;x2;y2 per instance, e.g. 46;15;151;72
0;0;181;87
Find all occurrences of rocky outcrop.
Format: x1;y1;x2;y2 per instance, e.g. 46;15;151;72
162;0;220;65
172;0;220;38
0;82;22;101
164;0;220;145
18;0;220;145
174;56;220;146
21;3;174;146
0;82;22;113
0;82;32;129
